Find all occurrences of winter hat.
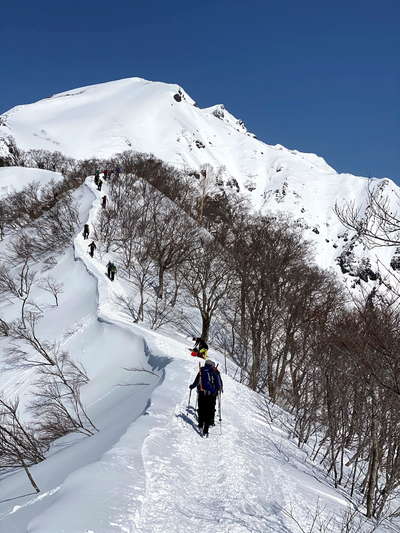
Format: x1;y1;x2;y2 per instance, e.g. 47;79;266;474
205;360;215;367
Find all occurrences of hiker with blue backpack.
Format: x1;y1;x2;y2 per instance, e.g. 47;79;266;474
189;360;223;437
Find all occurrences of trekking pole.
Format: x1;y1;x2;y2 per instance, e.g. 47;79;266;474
218;392;222;435
187;388;192;414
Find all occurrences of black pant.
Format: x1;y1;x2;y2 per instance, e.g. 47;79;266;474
197;392;217;432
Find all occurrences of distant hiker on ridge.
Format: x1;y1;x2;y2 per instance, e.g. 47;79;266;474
88;241;97;258
189;360;223;437
97;179;103;191
102;195;107;208
106;261;113;279
83;224;90;239
110;263;117;281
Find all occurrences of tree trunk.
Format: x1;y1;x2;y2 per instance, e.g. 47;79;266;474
18;454;40;494
201;313;211;342
366;439;378;518
157;265;165;299
240;275;247;339
138;285;144;321
21;296;28;329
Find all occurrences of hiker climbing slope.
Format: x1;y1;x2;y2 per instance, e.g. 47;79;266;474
83;224;90;239
189;360;223;437
191;337;208;359
88;241;97;258
107;261;113;279
110;262;117;281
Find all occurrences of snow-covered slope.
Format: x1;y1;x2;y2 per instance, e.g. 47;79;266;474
0;77;336;188
1;76;398;283
0;178;378;533
0;166;63;199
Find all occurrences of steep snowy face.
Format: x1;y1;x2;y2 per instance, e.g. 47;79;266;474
0;76;336;182
1;76;398;282
0;167;64;198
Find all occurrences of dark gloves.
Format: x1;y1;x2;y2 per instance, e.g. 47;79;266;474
189;384;195;390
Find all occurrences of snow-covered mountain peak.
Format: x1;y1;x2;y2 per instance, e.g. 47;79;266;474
1;78;400;532
0;75;398;287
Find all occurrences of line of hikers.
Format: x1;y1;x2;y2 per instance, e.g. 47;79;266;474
94;167;121;190
88;168;223;439
82;224;117;280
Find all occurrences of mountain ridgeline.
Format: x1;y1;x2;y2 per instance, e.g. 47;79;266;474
1;78;400;528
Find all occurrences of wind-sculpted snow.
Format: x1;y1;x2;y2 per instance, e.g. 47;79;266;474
2;176;389;532
0;166;63;199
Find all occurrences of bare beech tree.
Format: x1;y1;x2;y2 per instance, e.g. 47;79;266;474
29;192;80;256
0;258;35;328
39;276;64;306
228;215;312;394
94;207;118;252
335;181;400;247
119;248;154;322
146;195;199;299
25;149;75;173
0;396;45;493
146;289;176;330
7;312;56;367
32;352;97;443
182;239;234;341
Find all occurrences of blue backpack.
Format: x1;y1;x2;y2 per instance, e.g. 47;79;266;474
200;366;222;395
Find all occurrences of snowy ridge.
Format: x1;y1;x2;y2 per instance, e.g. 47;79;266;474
0;76;398;529
0;176;366;532
2;176;368;532
0;76;399;285
63;178;356;533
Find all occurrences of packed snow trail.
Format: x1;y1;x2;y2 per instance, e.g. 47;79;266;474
0;175;363;532
59;177;351;532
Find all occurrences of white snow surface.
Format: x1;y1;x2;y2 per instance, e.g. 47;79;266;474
0;77;336;185
0;166;63;199
0;178;383;533
0;79;399;530
1;76;399;282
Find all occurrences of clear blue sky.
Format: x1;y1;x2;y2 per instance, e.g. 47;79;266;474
1;0;399;180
